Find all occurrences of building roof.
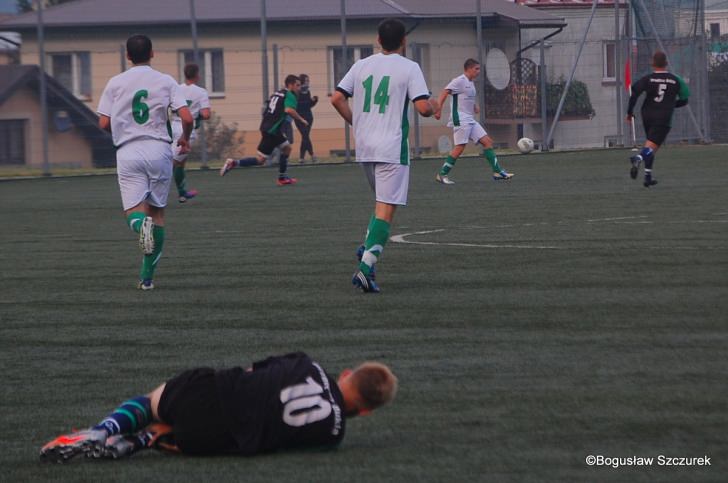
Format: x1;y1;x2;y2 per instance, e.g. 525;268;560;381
0;0;564;29
0;64;114;166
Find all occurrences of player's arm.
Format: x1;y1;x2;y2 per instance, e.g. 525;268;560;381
626;77;647;120
414;95;437;118
199;107;211;120
98;115;111;132
285;106;308;126
675;75;690;108
176;106;194;153
330;90;353;125
434;88;450;120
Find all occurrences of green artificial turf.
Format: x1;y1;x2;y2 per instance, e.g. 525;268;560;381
1;146;726;482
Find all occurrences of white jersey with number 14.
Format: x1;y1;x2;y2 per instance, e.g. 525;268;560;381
337;53;430;165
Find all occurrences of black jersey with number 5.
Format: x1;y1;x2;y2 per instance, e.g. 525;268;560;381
627;71;690;123
214;352;346;455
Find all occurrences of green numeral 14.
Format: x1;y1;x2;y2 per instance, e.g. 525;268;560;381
362;75;390;114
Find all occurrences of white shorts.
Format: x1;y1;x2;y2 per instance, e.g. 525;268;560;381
171;123;197;163
116;139;173;210
361;162;410;206
453;123;487;146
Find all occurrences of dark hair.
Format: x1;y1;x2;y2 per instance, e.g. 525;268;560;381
284;74;300;86
299;74;309;82
378;18;406;52
184;63;200;80
126;34;152;64
653;51;668;68
464;58;480;70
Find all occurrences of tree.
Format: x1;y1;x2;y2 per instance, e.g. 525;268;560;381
187;113;243;163
17;0;76;13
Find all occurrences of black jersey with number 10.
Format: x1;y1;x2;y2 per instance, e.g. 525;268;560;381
214;352;346;455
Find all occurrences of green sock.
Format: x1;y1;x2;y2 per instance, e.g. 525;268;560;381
359;218;390;276
126;212;146;234
483;148;502;173
440;155;457;176
140;225;165;281
364;214;376;240
174;166;187;196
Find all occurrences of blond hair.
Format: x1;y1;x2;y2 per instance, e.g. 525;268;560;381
350;362;398;410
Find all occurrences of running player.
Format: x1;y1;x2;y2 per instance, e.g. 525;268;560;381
97;34;193;290
220;75;308;186
626;51;690;187
39;352;397;461
171;63;211;203
434;58;513;184
331;18;438;293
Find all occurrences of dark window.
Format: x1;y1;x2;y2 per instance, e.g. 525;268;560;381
49;52;91;98
180;49;225;94
0;120;26;165
710;23;720;41
329;46;374;89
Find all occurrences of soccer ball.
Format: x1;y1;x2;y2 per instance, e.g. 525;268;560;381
517;137;535;154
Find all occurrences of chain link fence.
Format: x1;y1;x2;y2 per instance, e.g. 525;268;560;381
0;1;720;174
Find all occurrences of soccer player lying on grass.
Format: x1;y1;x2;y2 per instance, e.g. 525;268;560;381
40;352;397;462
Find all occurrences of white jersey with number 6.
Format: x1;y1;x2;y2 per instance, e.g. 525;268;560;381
97;65;187;148
337;53;430;165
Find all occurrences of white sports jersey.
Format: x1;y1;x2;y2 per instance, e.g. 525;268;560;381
445;74;477;127
171;82;211;131
98;65;187;148
337;53;430;165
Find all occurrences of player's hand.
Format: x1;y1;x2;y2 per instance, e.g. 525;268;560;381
429;98;440;113
625;114;633;122
300;119;309;127
312;96;318;103
177;137;191;154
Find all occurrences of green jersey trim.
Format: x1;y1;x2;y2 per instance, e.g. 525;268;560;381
452;94;460;127
400;98;410;165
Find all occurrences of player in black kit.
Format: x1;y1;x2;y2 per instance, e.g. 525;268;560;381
40;352;397;462
626;51;690;187
220;75;309;185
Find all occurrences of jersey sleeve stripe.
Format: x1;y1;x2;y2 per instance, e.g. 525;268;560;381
335;86;352;98
411;94;429;103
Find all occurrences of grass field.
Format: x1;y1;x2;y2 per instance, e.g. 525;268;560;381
1;145;726;482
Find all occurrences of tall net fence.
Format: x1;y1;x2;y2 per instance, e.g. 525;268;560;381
629;0;711;144
0;1;719;174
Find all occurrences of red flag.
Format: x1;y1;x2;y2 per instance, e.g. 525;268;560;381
624;58;632;94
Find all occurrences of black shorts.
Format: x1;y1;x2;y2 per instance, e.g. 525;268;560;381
257;131;288;156
158;368;238;455
642;114;671;146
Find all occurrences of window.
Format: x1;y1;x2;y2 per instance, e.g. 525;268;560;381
328;45;374;91
0;120;26;165
409;43;431;85
179;49;225;96
710;23;720;41
603;42;616;82
49;52;91;99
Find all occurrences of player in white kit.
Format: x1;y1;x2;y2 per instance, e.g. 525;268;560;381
97;34;193;290
171;63;211;203
331;19;438;293
434;59;513;185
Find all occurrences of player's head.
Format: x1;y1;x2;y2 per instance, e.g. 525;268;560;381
378;18;406;52
338;362;398;417
184;63;200;83
126;34;153;65
299;74;309;85
463;58;481;80
652;51;668;69
284;74;302;93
